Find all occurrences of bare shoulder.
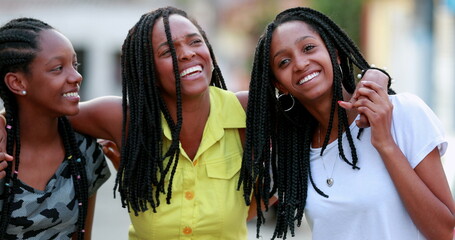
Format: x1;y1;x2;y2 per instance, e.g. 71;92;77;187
235;91;249;111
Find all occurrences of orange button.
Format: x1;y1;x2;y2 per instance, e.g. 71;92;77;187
185;191;194;200
183;226;192;235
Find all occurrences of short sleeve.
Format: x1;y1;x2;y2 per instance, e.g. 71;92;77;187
389;93;447;168
75;133;111;197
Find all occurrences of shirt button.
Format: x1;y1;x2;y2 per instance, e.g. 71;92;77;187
183;226;192;235
185;191;194;200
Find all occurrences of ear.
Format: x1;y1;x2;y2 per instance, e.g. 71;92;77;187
4;72;27;96
273;80;289;95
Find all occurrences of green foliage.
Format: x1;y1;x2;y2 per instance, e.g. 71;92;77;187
311;0;364;47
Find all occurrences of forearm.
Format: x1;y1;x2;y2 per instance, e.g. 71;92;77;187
69;96;124;147
378;145;454;239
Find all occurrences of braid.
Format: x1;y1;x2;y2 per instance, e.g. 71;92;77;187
116;6;227;215
59;117;89;240
0;18;88;239
240;7;395;239
0;17;48;238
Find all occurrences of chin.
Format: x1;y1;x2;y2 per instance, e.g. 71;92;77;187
64;108;80;117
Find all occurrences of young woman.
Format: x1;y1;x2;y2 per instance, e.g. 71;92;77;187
0;18;110;239
239;7;455;240
0;6;392;240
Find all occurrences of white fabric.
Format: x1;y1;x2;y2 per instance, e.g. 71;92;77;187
305;93;447;240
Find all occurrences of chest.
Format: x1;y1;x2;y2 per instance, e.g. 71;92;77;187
5;163;78;239
14;145;65;191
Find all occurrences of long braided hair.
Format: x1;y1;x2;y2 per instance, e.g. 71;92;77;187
0;18;89;239
238;7;394;239
115;6;227;215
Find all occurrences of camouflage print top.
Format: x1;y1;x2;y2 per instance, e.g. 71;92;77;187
0;133;111;239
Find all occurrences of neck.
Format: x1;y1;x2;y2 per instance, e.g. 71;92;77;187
162;89;211;127
17;108;61;146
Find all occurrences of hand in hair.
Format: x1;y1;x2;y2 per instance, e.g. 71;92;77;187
98;139;120;170
340;68;390;128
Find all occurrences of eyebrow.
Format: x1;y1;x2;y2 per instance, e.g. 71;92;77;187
44;53;77;66
272;35;313;60
157;33;202;50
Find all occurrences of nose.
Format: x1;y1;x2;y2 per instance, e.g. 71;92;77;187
178;46;195;61
293;54;310;72
68;68;83;85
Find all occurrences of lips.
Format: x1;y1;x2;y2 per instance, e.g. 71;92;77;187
298;71;320;85
180;65;202;78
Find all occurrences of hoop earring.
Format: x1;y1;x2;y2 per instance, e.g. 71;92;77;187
277;93;295;112
338;64;343;79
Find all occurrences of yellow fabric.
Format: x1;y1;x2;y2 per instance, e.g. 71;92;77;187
128;87;249;240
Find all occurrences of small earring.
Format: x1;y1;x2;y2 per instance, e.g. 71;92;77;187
21;90;27;95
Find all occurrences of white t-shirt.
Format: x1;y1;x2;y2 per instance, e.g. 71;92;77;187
305;93;447;240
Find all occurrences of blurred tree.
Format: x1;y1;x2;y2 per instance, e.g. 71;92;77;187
311;0;364;48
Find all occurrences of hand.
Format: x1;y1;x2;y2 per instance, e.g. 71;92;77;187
349;68;390;128
0;118;13;179
0;152;14;179
342;81;394;149
98;139;120;170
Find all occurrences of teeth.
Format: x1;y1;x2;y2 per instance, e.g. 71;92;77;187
180;65;202;77
298;72;319;85
63;92;79;97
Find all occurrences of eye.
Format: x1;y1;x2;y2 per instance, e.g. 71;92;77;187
190;38;203;45
73;62;81;70
159;48;171;57
51;65;63;72
278;58;290;68
303;44;315;52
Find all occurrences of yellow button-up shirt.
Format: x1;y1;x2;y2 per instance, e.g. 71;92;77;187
128;87;249;240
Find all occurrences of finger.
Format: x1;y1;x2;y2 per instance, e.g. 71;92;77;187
102;145;120;160
356;114;370;128
337;100;354;110
0;152;13;162
0;171;5;179
0;160;7;170
353;84;384;105
357;81;388;100
361;69;389;88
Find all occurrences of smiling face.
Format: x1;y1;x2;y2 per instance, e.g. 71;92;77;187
152;14;213;100
270;20;334;104
22;29;82;117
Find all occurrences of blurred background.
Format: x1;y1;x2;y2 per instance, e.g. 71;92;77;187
0;0;454;239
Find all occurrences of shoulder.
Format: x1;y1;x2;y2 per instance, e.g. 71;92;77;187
389;92;435;114
390;92;426;107
209;87;246;127
235;91;248;111
209;87;246;109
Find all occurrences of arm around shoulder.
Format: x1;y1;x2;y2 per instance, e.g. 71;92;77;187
69;96;124;146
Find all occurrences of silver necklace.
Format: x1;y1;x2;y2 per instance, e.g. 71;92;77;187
318;127;337;187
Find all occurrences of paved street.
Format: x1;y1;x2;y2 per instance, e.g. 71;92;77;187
93;135;455;239
91;160;311;239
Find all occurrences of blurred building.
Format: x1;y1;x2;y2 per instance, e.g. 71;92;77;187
364;0;455;135
0;0;454;238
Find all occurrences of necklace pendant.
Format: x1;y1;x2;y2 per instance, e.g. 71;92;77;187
326;178;334;187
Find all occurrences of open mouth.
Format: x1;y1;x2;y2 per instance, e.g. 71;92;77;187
180;65;202;78
298;71;320;85
63;92;79;98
